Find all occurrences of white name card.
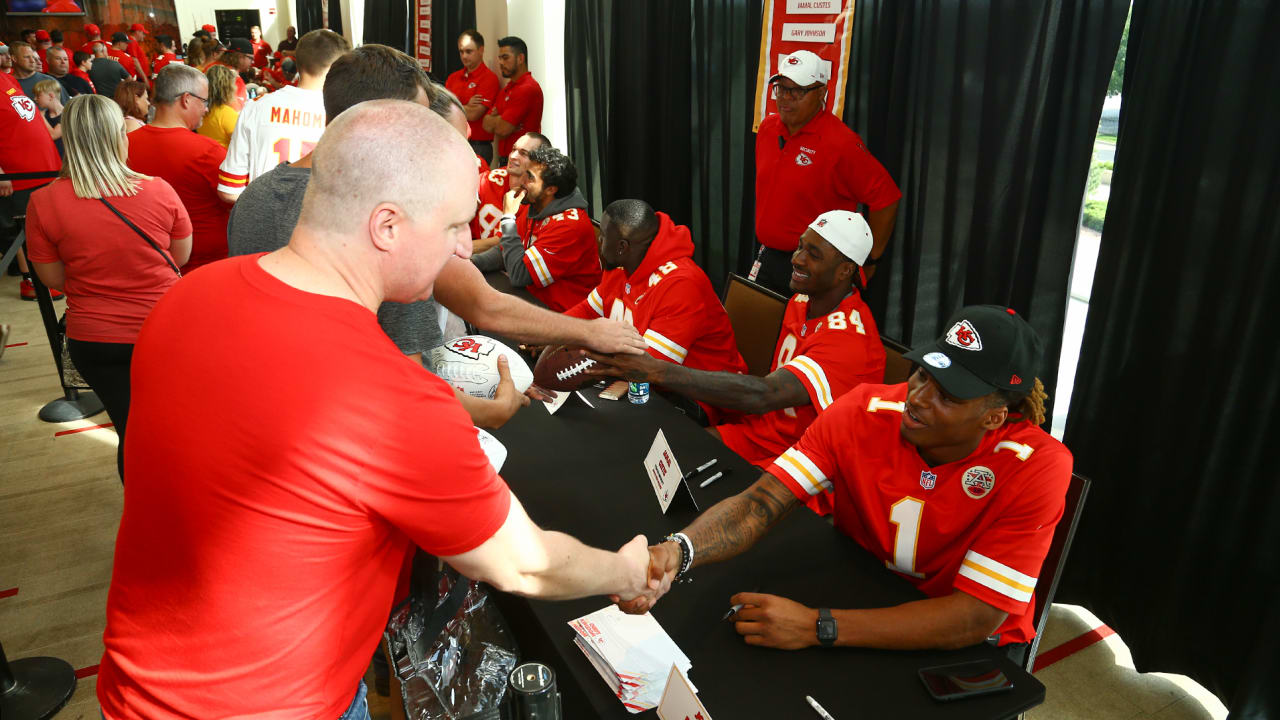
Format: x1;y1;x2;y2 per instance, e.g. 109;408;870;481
782;22;837;42
644;430;684;514
786;0;841;14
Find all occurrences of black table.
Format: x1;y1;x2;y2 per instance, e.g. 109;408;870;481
487;388;1046;719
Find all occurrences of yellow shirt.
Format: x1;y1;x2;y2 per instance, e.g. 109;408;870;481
197;104;239;148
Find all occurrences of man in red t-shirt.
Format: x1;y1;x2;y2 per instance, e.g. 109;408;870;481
0;71;62;301
78;23;103;56
126;64;230;272
108;32;145;80
483;35;542;162
589;210;886;509
620;306;1070;665
98;100;653;720
753;50;901;296
126;23;150;78
248;25;271;69
471;145;599;311
470;131;547;249
568;199;748;420
446;29;501;165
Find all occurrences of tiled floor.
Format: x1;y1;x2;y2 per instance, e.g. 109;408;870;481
0;272;1227;718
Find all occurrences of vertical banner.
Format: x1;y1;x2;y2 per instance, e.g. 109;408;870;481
415;0;432;71
753;0;855;131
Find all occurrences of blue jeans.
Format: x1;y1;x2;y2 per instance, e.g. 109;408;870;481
102;681;369;720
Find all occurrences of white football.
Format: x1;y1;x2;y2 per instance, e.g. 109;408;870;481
429;335;534;400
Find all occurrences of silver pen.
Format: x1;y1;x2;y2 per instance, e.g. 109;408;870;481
682;458;717;481
806;695;836;720
698;471;725;488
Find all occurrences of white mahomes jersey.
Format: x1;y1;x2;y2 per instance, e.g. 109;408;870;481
217;86;326;197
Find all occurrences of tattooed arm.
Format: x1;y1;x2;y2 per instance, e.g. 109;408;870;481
617;473;798;614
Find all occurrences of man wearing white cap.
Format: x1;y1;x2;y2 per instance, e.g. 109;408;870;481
589;210;885;514
752;49;901;296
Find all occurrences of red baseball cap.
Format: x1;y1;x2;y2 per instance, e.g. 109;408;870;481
130;23;146;33
35;29;51;41
84;23;100;36
201;24;216;33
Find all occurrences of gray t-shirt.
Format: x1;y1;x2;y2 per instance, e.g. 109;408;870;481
86;58;131;100
227;162;444;357
17;71;69;105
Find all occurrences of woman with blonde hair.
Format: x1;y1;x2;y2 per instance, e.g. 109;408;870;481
113;80;150;132
197;64;241;147
24;94;192;480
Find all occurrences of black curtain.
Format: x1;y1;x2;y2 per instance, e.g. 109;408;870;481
844;0;1127;412
296;0;323;36
564;0;758;292
327;0;343;38
426;0;476;83
361;0;406;50
1059;1;1280;716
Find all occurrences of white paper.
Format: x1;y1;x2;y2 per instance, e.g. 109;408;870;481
785;0;842;14
569;606;694;713
474;427;507;472
657;663;712;720
782;22;837;42
542;389;571;415
644;430;684;514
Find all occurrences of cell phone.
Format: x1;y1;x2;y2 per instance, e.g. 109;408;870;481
918;659;1014;702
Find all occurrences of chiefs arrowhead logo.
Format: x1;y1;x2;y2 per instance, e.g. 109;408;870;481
1010;374;1022;385
945;319;983;351
794;153;812;167
11;95;36;123
816;219;827;227
787;56;800;65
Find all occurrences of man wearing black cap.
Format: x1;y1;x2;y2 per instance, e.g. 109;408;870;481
620;306;1071;663
108;31;145;80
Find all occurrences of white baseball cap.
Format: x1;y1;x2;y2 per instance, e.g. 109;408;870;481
770;50;830;87
808;210;873;265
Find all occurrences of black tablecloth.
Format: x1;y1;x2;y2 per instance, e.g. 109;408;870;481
487;386;1046;719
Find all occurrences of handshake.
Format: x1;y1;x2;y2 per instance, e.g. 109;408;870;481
609;538;684;615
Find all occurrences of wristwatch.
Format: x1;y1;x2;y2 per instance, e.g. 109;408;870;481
816;608;837;647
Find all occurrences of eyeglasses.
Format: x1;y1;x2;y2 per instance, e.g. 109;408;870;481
771;82;824;101
184;91;209;109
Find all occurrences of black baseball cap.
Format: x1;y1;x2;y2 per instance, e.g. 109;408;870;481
904;305;1044;400
228;37;253;54
111;32;129;43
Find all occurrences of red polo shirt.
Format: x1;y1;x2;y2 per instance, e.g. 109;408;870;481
754;111;901;252
491;71;542;158
251;39;272;68
445;62;500;142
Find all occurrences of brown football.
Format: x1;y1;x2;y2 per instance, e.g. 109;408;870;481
532;346;597;391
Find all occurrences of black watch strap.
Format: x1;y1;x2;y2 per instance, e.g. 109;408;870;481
817;608;837;647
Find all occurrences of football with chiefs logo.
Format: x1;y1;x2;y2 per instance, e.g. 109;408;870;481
429;335;534;399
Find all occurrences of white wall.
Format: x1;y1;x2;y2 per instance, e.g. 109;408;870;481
172;0;293;47
504;0;566;150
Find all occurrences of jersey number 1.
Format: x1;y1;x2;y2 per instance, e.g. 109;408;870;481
887;497;926;578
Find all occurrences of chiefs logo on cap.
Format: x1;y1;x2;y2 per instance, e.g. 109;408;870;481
1010;374;1022;385
816;219;827;227
961;466;995;499
945;319;983;351
787;56;800;65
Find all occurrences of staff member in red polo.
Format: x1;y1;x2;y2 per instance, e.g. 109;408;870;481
483;36;542;166
753;49;901;297
446;29;500;166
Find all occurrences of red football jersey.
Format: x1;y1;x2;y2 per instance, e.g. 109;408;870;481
151;52;177;76
717;291;885;468
767;383;1072;645
470;166;509;240
566;212;747;378
519;205;600;312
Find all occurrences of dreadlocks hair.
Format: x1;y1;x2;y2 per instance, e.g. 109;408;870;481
989;377;1048;426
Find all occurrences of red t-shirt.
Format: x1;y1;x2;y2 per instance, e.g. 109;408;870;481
567;212;747;378
97;255;512;720
767;383;1072;645
0;74;61;191
108;46;139;79
24;177;189;343
491;71;543;158
79;41;101;56
151;52;177;76
126;125;230;272
126;39;148;77
250;39;272;68
717;291;885;468
754;112;901;252
518;205;600;311
446;62;500;142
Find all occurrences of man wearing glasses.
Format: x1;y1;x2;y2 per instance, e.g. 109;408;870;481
125;65;231;272
752;50;901;296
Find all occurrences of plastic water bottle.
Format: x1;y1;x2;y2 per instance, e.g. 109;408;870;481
628;381;650;405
